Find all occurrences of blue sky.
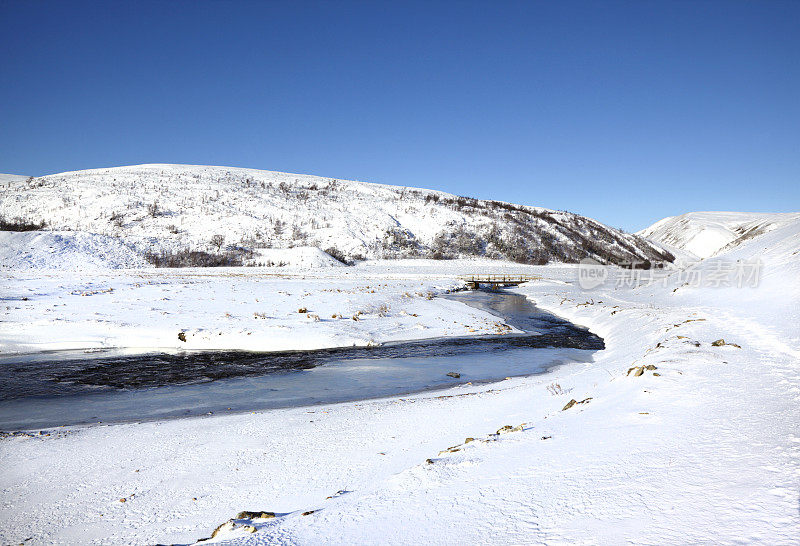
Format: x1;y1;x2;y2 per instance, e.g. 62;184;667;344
1;1;798;231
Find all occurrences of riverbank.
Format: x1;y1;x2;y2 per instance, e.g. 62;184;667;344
1;244;798;543
0;259;547;356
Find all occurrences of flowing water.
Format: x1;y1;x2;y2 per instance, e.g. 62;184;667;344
0;290;602;430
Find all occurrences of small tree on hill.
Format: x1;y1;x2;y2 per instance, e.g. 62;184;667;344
210;234;225;251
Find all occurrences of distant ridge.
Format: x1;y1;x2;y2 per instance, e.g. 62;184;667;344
638;211;800;259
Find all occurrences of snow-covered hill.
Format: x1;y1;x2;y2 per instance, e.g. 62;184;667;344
638;211;800;259
0;231;146;270
0;174;30;184
0;164;672;267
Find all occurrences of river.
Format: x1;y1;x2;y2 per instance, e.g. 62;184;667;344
0;289;602;430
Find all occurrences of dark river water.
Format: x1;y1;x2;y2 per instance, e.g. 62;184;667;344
0;290;603;430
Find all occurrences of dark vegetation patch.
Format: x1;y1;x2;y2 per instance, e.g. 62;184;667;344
144;248;253;267
0;216;47;231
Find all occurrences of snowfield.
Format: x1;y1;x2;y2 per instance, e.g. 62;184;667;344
0;212;798;544
0;260;543;355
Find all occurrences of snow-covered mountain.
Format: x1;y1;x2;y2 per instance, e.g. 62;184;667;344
0;174;30;185
1;164;672;267
638;211;800;260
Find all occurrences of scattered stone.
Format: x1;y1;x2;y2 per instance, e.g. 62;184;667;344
710;339;741;348
236;511;275;520
119;498;126;503
627;366;645;377
302;510;316;516
497;425;514;434
464;437;475;444
425;458;434;465
541;435;552;440
562;397;592;411
298;307;308;313
511;423;525;432
644;364;657;370
446;372;461;378
653;372;661;376
178;332;186;342
438;445;462;455
207;520;257;540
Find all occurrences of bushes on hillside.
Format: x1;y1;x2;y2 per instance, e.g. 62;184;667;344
0;216;47;231
323;247;352;265
144;247;252;267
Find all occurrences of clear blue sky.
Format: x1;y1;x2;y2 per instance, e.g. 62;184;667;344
1;0;798;231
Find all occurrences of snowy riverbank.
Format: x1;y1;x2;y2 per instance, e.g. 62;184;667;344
1;225;798;544
0;259;548;356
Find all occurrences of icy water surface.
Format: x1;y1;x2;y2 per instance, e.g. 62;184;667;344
0;289;602;430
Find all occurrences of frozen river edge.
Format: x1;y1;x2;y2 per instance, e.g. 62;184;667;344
0;289;603;430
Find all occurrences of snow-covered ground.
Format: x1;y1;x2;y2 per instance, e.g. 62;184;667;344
0;259;546;355
0;214;798;544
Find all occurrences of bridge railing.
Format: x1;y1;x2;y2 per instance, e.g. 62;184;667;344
458;274;541;283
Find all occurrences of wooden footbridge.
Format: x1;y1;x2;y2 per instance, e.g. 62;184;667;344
460;274;541;290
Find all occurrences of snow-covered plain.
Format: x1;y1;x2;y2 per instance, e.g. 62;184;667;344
0;259;541;355
0;213;798;544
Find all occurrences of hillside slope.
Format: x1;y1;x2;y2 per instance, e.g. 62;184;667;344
638;211;800;259
0;164;671;266
0;231;146;270
0;174;30;184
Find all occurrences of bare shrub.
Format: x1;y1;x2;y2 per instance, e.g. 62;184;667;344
144;248;250;267
546;383;564;396
0;216;47;231
110;212;125;228
324;247;351;265
210;234;225;251
291;225;306;242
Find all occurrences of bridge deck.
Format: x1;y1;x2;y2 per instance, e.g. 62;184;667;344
459;274;540;288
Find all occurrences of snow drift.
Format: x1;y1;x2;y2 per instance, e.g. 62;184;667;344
0;231;146;270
